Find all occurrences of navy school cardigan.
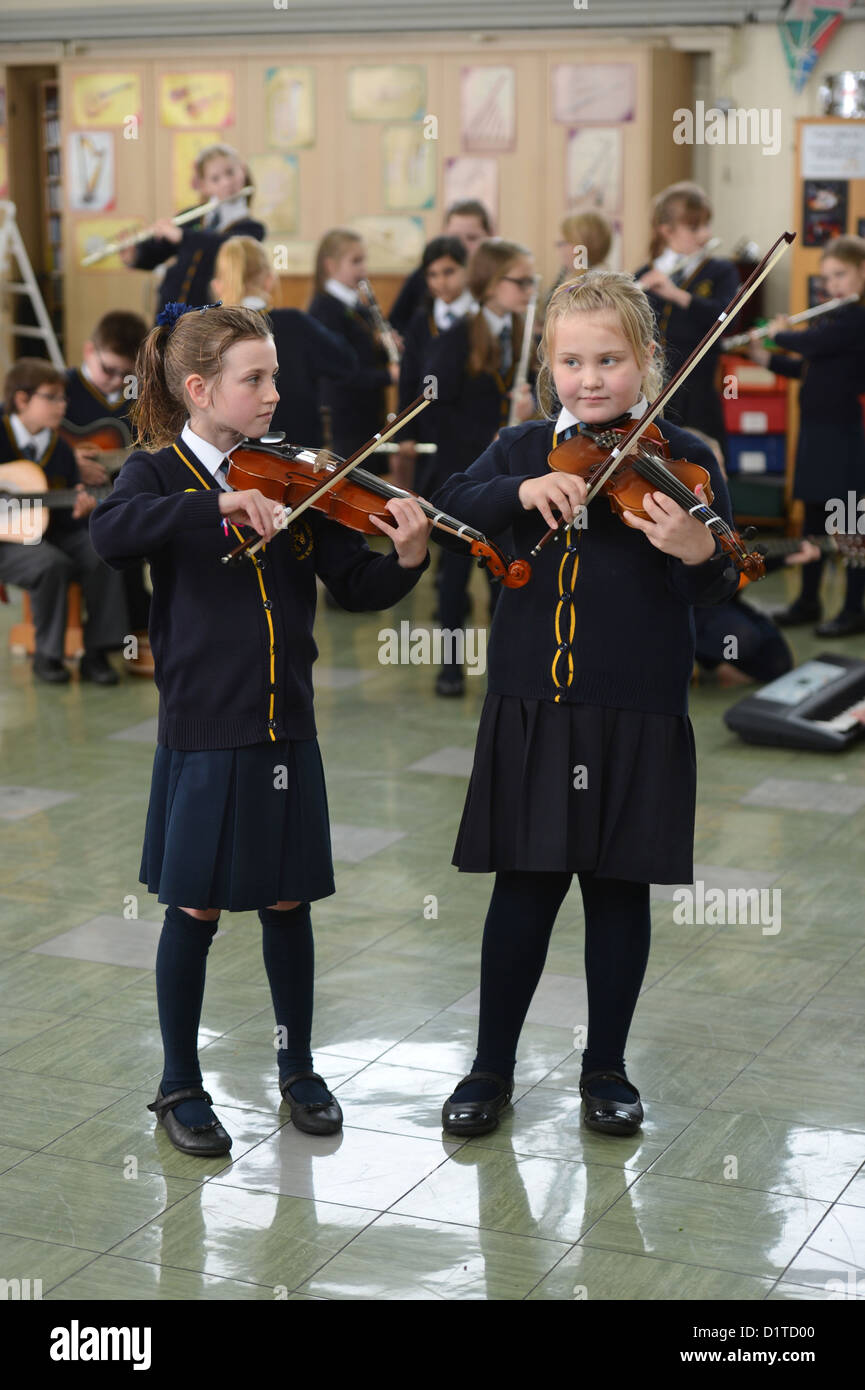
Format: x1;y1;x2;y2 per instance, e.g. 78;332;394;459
430;417;740;717
89;436;430;749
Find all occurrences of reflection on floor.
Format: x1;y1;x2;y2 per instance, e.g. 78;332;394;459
0;555;864;1301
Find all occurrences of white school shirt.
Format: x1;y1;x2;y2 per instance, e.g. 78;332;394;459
9;413;51;462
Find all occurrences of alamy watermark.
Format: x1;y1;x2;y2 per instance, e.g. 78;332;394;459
673;102;782;157
673;880;781;935
378;621;486;675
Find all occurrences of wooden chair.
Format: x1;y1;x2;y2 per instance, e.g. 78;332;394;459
8;583;84;658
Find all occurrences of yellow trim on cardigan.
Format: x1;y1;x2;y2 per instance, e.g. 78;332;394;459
549;425;581;702
173;440;278;741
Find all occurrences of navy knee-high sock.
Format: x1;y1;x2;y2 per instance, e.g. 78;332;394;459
579;872;651;1102
259;904;329;1104
451;870;573;1103
156;905;219;1128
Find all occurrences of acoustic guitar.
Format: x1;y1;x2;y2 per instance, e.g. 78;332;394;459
59;418;132;475
0;461;111;544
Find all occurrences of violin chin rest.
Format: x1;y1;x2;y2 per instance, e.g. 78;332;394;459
258;431;286;445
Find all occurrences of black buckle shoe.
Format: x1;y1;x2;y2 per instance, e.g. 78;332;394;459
279;1070;343;1135
579;1069;644;1137
441;1070;514;1137
147;1085;232;1156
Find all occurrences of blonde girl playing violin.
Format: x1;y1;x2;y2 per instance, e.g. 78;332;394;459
91;301;431;1156
431;269;739;1139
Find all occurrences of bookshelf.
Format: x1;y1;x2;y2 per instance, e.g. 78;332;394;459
39;77;63;353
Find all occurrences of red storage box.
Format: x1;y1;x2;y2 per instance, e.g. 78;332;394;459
723;393;788;433
719;355;787;392
727;434;786;475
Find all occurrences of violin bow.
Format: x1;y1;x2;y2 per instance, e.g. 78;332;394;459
222;394;432;563
530;229;796;557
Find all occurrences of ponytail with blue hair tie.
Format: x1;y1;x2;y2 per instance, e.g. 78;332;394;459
156;300;223;333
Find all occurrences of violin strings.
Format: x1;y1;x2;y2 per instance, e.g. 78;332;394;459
631;450;740;548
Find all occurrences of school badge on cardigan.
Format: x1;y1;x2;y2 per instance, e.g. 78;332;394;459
693;280;713;297
288;520;313;560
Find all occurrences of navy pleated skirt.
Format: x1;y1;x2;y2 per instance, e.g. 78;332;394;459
140;738;336;911
453;695;696;884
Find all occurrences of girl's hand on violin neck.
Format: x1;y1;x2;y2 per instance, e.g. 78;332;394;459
218;488;283;541
370;496;432;568
623;485;716;565
519;472;587;531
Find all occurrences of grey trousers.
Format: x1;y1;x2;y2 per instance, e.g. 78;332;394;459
0;524;129;661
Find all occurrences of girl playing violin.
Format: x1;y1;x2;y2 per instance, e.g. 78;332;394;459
90;301;431;1157
432;269;739;1139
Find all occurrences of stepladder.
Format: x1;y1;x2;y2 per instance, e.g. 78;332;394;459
0;200;65;371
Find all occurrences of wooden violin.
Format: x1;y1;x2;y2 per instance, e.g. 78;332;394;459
221;436;531;589
537;419;766;582
529;229;797;580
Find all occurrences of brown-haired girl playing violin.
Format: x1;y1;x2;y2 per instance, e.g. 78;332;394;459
432;269;740;1139
90;301;431;1157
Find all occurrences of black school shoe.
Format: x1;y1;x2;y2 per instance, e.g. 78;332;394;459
772;600;821;627
80;651;119;685
579;1069;644;1137
32;654;70;684
815;612;865;638
147;1085;232;1156
279;1070;343;1135
441;1071;514;1137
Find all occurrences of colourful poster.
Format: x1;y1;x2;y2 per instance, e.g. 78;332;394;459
66;132;115;212
565;127;623;215
265;67;315;148
77;217;145;272
443;156;498;224
351;215;426;270
160;72;235;129
348;66;425;121
551;64;636;124
70;72;141;128
383;126;436;210
461;66;516;153
172;130;223;211
247;153;299;236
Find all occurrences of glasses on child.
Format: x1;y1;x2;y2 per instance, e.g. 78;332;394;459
33;390;68;402
502;276;536;291
95;350;128;380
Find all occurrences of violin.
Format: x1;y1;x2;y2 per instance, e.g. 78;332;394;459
536;418;766;582
529;229;797;577
221;436;532;589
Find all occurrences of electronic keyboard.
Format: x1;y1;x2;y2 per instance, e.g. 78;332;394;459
723;653;865;751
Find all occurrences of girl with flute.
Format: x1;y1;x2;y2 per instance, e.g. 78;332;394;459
89;302;431;1157
120;144;264;321
749;235;865;637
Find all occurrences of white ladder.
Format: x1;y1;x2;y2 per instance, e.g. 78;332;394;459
0;200;65;369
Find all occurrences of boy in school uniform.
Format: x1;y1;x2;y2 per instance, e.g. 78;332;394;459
0;360;128;685
65;311;151;648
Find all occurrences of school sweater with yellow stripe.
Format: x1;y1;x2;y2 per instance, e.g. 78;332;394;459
90;436;429;750
430;418;739;717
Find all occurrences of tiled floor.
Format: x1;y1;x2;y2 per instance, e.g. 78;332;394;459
1;555;864;1301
